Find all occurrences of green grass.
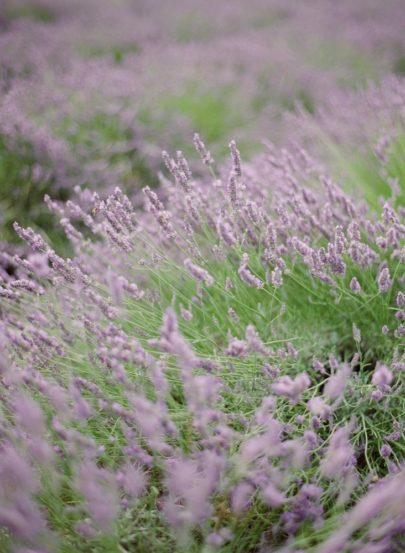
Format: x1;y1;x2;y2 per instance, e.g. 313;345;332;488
4;3;55;23
172;7;291;43
249;8;290;29
308;130;405;211
161;87;238;144
56;110;158;193
172;12;219;43
0;105;158;249
345;133;405;208
139;83;261;160
309;40;378;85
76;42;140;64
392;52;405;76
0;135;68;248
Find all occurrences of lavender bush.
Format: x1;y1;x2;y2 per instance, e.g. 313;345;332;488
1;2;405;551
1;72;404;551
1;0;405;244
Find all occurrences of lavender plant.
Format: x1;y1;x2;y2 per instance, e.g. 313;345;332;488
1;2;405;550
2;0;405;247
0;91;404;552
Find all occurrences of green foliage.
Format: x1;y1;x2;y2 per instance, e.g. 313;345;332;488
0;107;157;248
0;135;67;248
161;85;243;144
139;84;261;160
57;110;158;193
280;88;315;114
326;132;405;210
4;3;55;23
249;8;290;29
172;12;219;43
76;42;140;64
392;53;405;76
309;41;377;85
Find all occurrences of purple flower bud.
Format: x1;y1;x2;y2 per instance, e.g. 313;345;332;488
349;277;362;293
380;444;392;458
262;483;286;507
377;267;392;293
313;358;327;374
218;220;237;246
225;277;233;290
395;310;405;321
348;221;360;241
180;307;193;321
193;133;213;165
352;323;361;343
324;363;351;400
396;292;405;308
311;416;321;429
238;253;263;288
304;430;318;448
206;532;224;546
371;389;383;401
231;481;254;514
272;372;310;404
372;364;393;386
228;172;237;206
229;140;242;178
271;266;283;288
307;397;331;419
184;258;214;287
225;335;248;357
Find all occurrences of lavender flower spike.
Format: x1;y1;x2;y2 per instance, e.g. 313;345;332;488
350;277;362;293
184;259;214;287
229;140;242;177
271;372;311;404
238;254;263;288
372;364;393;386
193;133;213;165
377;267;392;293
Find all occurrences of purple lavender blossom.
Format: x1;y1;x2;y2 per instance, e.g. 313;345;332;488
272;372;311;404
377;267;392;293
380;444;393;458
350;277;362;293
352;323;361;343
372;364;393;386
238;253;263;288
184;258;214;287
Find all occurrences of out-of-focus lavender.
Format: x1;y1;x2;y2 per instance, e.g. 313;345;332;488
0;2;404;552
1;0;405;246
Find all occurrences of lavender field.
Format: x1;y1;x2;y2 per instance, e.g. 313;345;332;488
0;2;404;552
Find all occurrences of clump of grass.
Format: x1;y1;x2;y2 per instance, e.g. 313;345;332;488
249;8;290;29
54;109;158;194
172;12;219;43
392;53;405;76
76;42;140;64
139;83;260;161
4;2;55;23
0;134;68;248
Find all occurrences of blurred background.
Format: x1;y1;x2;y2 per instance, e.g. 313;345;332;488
0;0;404;248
